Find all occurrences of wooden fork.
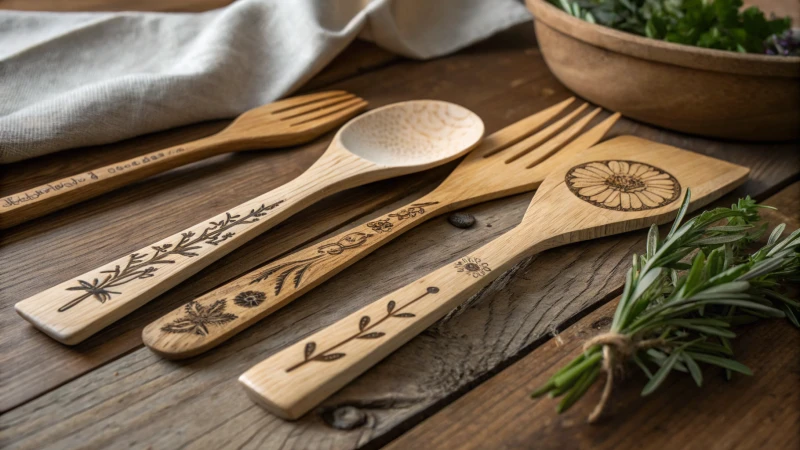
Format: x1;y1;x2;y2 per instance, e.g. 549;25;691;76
0;91;368;229
240;135;750;420
143;98;621;359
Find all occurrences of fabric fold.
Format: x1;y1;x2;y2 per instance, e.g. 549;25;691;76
0;0;531;163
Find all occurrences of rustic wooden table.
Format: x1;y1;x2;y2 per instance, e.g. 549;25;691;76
1;1;799;449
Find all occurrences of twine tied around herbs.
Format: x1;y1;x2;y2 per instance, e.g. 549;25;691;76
582;332;667;423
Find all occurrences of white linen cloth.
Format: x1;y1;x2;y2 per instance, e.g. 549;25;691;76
0;0;531;164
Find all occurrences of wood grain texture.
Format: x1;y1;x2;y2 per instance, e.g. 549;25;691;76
0;165;450;413
527;0;800;141
141;100;619;359
239;136;749;419
387;182;800;450
0;92;368;229
14;100;483;345
0;181;793;449
1;23;799;449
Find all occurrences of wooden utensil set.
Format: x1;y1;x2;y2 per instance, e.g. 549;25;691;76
11;92;750;420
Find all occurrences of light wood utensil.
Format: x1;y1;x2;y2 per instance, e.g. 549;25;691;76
0;91;368;230
143;99;620;359
15;100;484;345
239;136;750;420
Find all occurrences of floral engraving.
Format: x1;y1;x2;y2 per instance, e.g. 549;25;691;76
388;202;438;220
366;202;439;233
234;291;266;308
286;287;440;372
59;201;284;312
251;232;373;295
161;300;237;336
366;219;393;233
565;160;680;211
454;256;492;278
253;201;440;296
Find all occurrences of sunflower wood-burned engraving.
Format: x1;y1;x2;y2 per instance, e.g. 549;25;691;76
565;160;681;211
58;201;284;312
366;202;439;233
454;256;492;277
161;300;238;336
286;286;440;372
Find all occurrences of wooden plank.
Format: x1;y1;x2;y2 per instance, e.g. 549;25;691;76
387;182;800;450
0;68;396;413
0;166;447;412
0;1;393;413
1;24;798;448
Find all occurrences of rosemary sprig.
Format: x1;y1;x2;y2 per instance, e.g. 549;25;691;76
533;190;800;422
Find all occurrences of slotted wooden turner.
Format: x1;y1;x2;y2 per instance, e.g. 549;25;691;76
143;98;620;358
239;135;750;420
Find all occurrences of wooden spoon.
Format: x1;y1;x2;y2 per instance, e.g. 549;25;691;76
0;91;367;230
15;100;485;345
239;135;750;420
143;99;621;359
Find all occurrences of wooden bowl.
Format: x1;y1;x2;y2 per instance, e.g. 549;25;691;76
526;0;800;141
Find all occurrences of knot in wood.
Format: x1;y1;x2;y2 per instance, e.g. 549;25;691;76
321;405;367;430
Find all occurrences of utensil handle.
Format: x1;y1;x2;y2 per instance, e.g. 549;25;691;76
14;162;343;345
0;134;238;229
239;228;552;420
143;194;445;358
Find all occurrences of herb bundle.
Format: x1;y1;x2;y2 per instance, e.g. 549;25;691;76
550;0;797;55
533;190;800;422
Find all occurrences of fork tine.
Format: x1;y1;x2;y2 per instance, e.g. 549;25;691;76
501;103;590;163
512;107;602;168
269;91;353;114
480;97;575;157
527;112;622;174
288;98;368;130
273;93;358;120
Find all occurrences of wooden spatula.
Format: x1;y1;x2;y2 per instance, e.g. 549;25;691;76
15;100;484;345
0;91;367;230
143;99;620;359
238;136;749;420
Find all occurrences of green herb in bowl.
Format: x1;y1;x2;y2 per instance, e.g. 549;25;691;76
550;0;797;55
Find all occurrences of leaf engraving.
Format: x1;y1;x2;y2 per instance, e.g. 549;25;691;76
61;201;284;312
358;332;386;339
315;353;346;362
250;232;375;295
359;316;370;331
304;342;316;360
286;287;439;372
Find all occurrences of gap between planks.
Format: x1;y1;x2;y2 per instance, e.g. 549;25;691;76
386;182;800;450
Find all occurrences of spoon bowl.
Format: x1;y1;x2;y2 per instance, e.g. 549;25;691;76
143;100;617;360
337;101;484;167
15;100;484;345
